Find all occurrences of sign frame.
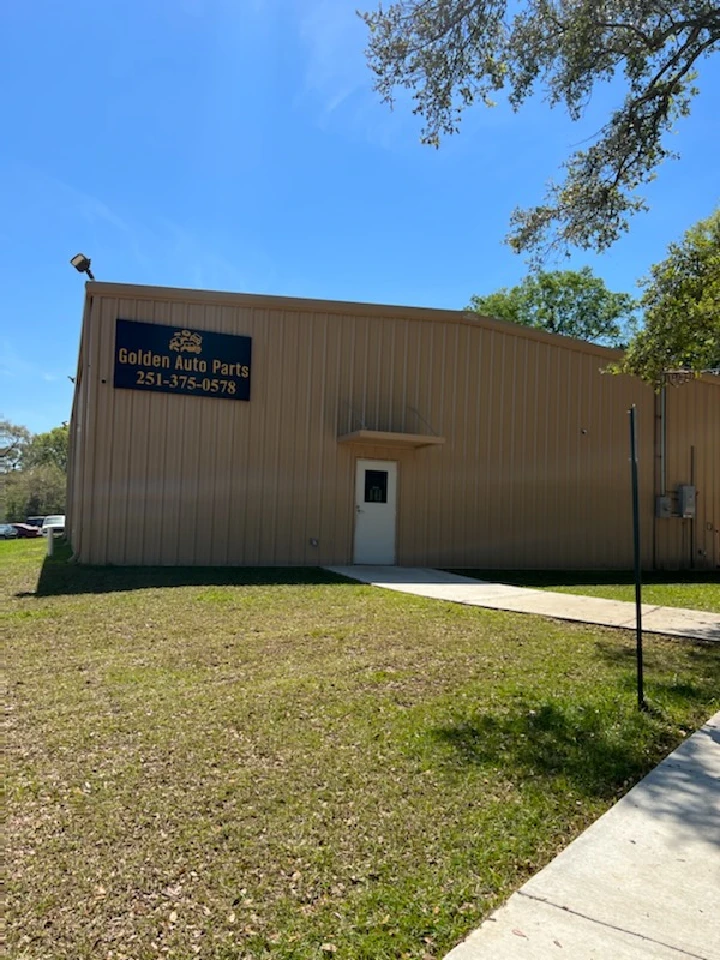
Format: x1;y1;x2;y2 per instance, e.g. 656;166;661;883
113;318;252;402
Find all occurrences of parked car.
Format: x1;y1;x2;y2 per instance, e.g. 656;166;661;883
25;516;46;528
41;515;66;536
12;523;41;538
0;523;19;539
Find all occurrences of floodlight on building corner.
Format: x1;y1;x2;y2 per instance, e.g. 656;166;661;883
70;253;95;281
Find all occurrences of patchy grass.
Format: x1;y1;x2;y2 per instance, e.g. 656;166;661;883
6;540;719;960
451;569;720;614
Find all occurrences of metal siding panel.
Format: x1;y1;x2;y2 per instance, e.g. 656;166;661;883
353;316;369;429
655;380;720;570
141;391;168;565
545;344;562;568
519;339;538;568
111;389;133;564
212;401;236;566
577;353;593;567
191;400;216;565
489;333;509;566
176;396;201;566
208;331;233;565
455;324;472;566
287;311;309;565
245;308;271;563
559;347;575;567
505;336;519;565
562;348;578;566
444;323;461;563
597;360;618;567
513;337;529;566
333;316;354;560
290;316;312;564
305;314;327;564
272;311;297;563
474;329;494;568
234;307;261;565
87;297;116;563
423;324;442;565
414;321;434;563
318;316;341;564
398;320;409;433
365;319;380;431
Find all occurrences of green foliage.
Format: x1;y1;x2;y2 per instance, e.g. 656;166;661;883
615;209;720;383
1;419;31;472
4;464;66;521
1;421;68;520
361;1;719;258
24;425;69;472
467;267;636;346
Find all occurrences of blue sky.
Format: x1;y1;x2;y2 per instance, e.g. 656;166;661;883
2;0;718;433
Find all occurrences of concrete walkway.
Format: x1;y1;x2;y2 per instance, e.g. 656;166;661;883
444;712;720;960
325;567;720;643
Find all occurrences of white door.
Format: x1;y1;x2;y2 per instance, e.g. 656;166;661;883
353;459;397;564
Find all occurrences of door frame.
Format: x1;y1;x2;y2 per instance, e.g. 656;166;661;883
352;457;399;565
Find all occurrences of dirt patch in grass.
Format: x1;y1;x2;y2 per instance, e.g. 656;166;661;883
6;541;719;959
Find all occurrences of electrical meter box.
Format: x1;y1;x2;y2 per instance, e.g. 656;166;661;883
677;485;696;519
655;496;672;519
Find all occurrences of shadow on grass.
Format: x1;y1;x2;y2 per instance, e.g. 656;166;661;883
447;569;720;588
593;639;720;702
20;543;354;597
430;696;714;804
432;702;720;850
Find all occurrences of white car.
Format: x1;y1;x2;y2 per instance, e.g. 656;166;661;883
41;515;66;536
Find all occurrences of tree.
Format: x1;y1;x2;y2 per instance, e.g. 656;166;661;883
466;267;637;346
4;464;66;521
1;420;69;520
361;2;720;259
1;419;31;472
614;209;720;383
24;425;69;473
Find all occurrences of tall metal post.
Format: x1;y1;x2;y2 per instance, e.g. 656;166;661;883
629;405;646;711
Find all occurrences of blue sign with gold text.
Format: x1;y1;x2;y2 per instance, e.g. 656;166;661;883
114;319;251;401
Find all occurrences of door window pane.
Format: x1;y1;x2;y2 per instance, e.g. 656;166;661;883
365;469;388;503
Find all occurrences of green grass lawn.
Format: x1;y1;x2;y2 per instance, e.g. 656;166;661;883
5;540;719;960
450;570;720;613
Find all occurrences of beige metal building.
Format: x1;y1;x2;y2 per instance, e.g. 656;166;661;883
67;282;720;570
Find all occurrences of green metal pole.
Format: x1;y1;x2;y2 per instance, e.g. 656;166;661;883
629;405;646;711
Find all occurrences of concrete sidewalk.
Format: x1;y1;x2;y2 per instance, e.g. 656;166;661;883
444;713;720;960
325;567;720;643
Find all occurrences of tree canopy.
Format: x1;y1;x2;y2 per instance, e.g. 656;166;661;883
615;208;720;383
1;419;31;472
467;267;636;346
4;464;66;522
361;1;719;259
1;421;68;521
24;425;69;473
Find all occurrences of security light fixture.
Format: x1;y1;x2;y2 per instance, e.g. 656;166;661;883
70;253;95;281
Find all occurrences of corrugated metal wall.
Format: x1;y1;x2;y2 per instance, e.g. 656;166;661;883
654;380;720;570
67;283;718;569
